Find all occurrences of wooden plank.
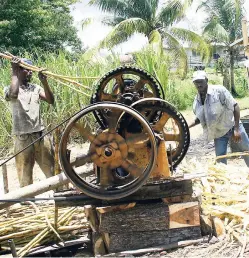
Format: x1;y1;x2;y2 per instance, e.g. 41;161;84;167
169;202;200;229
96;202;136;214
54;179;193;207
84;205;99;232
98;203;169;233
108;227;201;253
162;194;192;204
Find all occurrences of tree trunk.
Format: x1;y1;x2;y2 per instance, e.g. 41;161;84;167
230;48;238;96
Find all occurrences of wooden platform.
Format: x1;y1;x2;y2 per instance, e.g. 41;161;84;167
90;201;201;254
54;179;202;255
54;178;193;207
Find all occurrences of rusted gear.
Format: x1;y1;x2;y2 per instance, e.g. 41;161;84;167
130;98;190;169
59;103;157;200
91;66;164;128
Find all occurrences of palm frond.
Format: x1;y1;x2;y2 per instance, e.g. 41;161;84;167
101;16;126;26
98;18;149;48
162;31;188;76
203;16;229;43
89;0;129;16
90;0;154;21
199;0;244;43
148;29;163;52
158;0;193;26
170;27;210;61
81;18;93;30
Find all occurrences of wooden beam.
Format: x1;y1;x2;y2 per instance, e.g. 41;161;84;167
169;202;200;229
54;179;193;207
98;203;169;233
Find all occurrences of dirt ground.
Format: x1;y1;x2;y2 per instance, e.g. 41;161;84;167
1;109;249;257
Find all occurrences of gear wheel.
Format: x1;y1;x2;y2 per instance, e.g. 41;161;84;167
131;98;190;169
91;66;164;128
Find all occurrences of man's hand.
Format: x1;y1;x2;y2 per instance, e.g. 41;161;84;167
11;57;21;74
232;127;242;143
38;71;47;83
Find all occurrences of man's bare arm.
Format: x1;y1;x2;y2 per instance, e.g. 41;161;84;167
38;72;54;104
9;58;21;99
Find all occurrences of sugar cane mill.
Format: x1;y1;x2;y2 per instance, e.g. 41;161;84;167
0;54;206;256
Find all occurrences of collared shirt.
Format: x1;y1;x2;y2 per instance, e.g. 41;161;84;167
4;84;45;135
193;85;237;141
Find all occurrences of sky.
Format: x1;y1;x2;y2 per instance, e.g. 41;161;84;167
70;0;249;54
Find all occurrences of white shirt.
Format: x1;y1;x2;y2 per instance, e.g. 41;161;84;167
193;85;237;141
4;84;45;135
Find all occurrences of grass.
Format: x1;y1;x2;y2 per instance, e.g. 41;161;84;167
0;50;248;154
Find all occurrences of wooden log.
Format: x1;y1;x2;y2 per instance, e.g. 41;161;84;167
168;202;200;229
98;203;169;233
54;179;193;207
107;227;202;253
0;168;93;209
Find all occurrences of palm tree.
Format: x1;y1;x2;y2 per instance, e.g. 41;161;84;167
198;0;244;95
89;0;210;74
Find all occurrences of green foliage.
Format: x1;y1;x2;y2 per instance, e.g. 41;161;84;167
199;0;245;92
234;68;248;98
0;0;81;54
90;0;210;75
200;0;243;44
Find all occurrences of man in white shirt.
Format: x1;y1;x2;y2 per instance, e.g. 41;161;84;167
189;70;249;166
4;57;55;187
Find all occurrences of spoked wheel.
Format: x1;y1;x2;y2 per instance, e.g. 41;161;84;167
59;103;157;200
91;66;164;128
131;98;190;169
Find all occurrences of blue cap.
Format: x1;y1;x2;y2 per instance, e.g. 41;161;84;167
21;58;33;66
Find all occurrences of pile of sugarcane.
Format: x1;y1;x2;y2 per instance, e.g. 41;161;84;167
180;159;249;254
0;202;89;257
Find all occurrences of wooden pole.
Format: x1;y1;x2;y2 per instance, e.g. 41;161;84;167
54;128;61;231
0;167;93;209
2;164;10;216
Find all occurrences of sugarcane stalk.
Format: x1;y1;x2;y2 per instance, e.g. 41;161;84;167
0;52;94;88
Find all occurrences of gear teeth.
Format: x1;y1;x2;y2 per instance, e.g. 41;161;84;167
91;66;165;127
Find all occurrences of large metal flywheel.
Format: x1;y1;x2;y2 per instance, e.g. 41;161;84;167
59;103;157;200
59;66;190;200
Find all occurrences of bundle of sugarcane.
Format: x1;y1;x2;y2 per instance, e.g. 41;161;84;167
0;52;99;97
0;202;89;257
179;158;249;253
